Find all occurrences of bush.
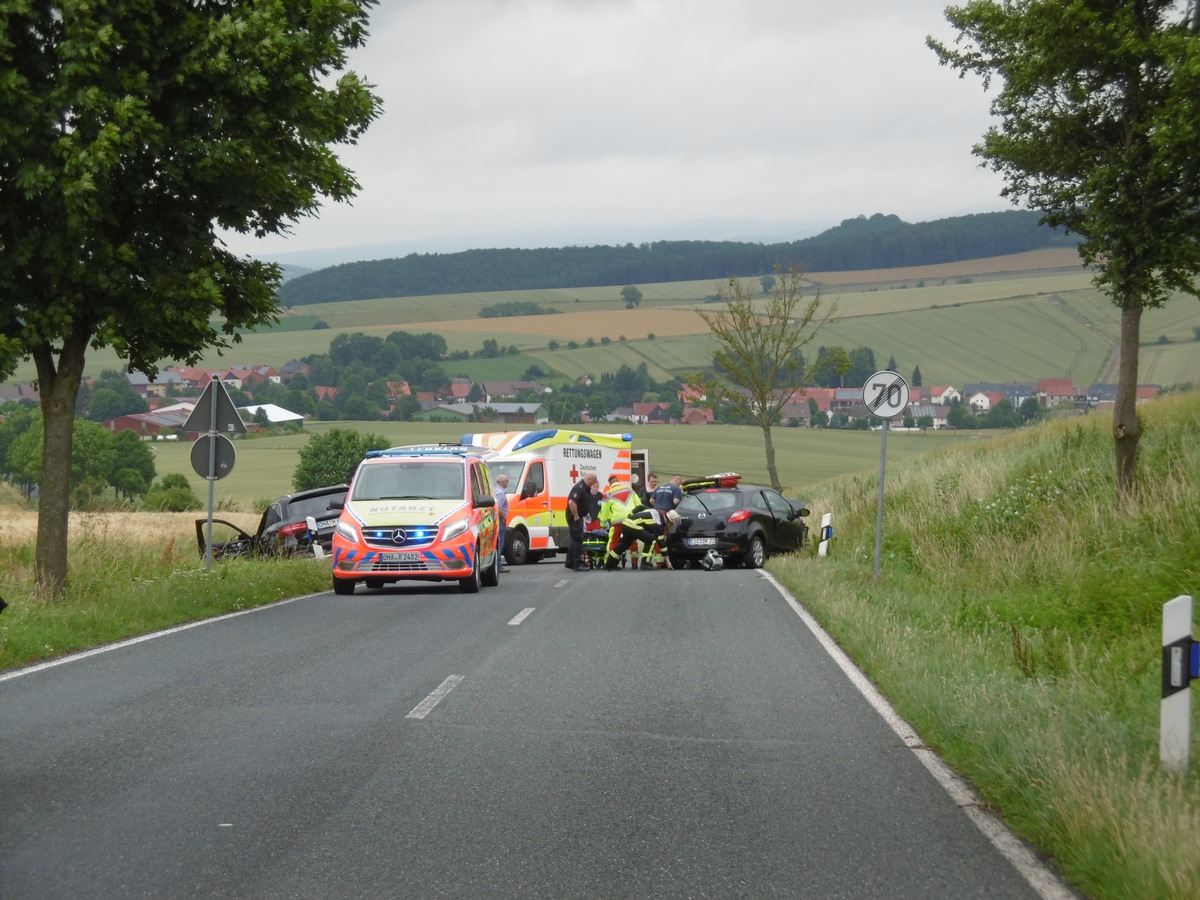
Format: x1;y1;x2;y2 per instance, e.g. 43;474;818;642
142;473;202;512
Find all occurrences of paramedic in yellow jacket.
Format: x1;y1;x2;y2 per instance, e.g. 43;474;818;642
598;478;642;568
641;508;682;568
603;505;678;571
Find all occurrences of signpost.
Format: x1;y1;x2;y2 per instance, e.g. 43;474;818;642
864;371;910;580
183;378;247;571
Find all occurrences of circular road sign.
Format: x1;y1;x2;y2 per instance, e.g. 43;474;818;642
190;433;237;480
863;371;910;420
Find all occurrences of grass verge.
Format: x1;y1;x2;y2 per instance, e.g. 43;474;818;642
0;511;331;671
771;390;1200;899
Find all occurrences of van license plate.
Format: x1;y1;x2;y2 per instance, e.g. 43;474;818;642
380;552;420;563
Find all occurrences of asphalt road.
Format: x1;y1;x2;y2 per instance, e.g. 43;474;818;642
1;562;1069;899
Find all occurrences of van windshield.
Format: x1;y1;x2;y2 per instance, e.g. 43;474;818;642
353;462;464;501
487;460;525;485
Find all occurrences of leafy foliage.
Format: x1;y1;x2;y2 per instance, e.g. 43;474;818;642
693;270;837;490
929;0;1200;496
142;473;202;513
0;1;381;592
478;302;561;318
292;428;390;492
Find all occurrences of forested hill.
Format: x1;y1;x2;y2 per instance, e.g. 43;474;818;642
277;210;1075;306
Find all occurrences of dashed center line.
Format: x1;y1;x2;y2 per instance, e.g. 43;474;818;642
406;675;464;719
508;607;535;625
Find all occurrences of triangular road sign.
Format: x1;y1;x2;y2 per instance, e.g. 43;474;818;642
183;377;247;434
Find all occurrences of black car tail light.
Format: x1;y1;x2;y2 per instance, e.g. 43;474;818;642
728;509;752;524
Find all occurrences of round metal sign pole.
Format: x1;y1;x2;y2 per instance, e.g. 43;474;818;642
864;371;910;580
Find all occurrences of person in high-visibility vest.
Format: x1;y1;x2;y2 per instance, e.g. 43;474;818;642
598;478;642;568
639;508;681;568
603;506;678;571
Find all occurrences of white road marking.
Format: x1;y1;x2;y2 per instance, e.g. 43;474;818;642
508;608;535;625
555;578;571;588
406;675;464;720
760;570;1075;900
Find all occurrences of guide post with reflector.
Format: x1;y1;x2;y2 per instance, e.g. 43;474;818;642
1161;594;1197;773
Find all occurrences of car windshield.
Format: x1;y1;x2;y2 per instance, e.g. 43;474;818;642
679;490;740;515
353;462;464;501
285;492;346;521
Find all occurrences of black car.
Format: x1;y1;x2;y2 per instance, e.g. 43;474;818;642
196;484;349;560
666;473;809;569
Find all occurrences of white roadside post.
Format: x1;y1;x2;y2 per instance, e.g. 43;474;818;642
1161;594;1197;773
817;513;833;557
863;371;910;580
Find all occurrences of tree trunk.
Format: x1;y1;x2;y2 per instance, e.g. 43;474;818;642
762;423;781;492
1112;304;1142;501
33;334;87;597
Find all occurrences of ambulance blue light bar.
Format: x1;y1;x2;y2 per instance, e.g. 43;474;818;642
365;444;489;459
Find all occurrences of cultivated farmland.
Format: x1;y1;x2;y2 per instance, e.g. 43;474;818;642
7;247;1198;388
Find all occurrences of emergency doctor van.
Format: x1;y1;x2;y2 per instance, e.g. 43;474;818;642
460;429;649;565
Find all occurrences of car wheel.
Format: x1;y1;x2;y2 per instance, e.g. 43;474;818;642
744;534;766;569
481;542;500;587
332;576;356;596
505;528;529;566
459;546;482;593
365;577;386;590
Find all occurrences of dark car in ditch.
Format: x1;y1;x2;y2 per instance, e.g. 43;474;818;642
665;473;809;569
196;484;349;560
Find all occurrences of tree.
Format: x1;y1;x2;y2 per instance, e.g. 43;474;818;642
1018;396;1044;423
759;275;776;294
620;285;644;308
930;1;1200;498
911;365;923;387
6;418;117;508
110;430;156;502
292;428;390;492
0;2;381;593
846;347;878;388
143;473;202;513
814;346;853;388
694;270;836;490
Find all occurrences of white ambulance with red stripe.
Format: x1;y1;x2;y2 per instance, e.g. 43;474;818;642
460;429;648;565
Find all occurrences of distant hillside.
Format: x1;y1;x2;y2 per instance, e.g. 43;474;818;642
278;263;314;282
277;210;1077;306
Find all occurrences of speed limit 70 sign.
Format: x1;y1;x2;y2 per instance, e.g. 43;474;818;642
863;371;910;420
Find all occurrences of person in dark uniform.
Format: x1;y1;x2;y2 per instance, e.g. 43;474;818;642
565;472;598;571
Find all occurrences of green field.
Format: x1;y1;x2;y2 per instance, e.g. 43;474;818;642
152;420;1005;508
5;262;1198;388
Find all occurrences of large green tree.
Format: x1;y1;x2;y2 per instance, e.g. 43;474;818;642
0;2;381;593
694;270;836;491
929;0;1200;498
292;427;389;492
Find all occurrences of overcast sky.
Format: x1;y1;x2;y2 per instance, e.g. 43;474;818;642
223;0;1011;266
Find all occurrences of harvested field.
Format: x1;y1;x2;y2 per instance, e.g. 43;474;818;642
806;247;1084;286
0;511;261;549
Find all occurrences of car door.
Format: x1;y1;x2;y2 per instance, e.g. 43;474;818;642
763;488;805;552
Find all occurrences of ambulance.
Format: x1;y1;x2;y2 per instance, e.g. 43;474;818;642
460;429;649;565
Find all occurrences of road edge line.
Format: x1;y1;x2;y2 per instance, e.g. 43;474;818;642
761;570;1076;900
